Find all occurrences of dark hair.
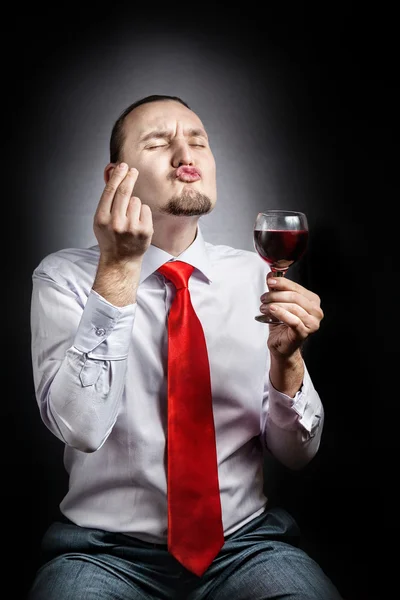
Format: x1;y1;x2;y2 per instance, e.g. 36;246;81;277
109;94;191;163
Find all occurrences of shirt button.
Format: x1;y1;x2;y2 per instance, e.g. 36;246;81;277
95;327;106;336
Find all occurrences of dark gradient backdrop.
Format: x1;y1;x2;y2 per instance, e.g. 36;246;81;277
8;5;397;599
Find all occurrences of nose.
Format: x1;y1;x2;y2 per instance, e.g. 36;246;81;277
171;139;193;168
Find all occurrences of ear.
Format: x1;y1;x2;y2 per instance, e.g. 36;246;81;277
104;163;117;183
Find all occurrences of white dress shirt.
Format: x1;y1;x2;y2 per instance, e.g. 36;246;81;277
30;224;324;543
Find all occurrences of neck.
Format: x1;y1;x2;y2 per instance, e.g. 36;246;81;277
151;216;200;257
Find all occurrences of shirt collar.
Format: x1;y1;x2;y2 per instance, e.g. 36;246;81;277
138;223;213;285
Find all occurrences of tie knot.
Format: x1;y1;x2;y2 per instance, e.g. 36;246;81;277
157;260;195;290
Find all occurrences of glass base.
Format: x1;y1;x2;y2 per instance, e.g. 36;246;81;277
254;314;283;324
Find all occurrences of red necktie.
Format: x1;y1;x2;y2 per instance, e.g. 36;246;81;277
157;260;224;577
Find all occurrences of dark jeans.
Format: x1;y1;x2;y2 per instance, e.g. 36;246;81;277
28;507;343;599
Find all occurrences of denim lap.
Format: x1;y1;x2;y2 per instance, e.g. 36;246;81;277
188;507;343;600
28;508;343;600
28;553;150;600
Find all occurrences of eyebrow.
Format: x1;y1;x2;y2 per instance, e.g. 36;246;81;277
138;128;208;143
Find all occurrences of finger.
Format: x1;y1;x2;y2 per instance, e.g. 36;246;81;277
96;162;129;219
261;291;322;319
267;302;321;334
268;306;309;339
266;274;320;306
111;168;139;219
139;204;153;228
126;200;153;234
126;196;142;224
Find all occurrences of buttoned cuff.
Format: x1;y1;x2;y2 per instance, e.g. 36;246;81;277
73;289;136;359
267;368;322;434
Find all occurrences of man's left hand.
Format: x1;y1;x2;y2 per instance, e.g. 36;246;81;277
259;272;324;359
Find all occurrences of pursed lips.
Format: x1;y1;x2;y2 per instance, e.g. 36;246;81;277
175;166;202;182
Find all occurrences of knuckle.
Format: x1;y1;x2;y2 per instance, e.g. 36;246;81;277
135;227;150;240
111;220;125;234
312;292;321;304
142;225;154;238
118;184;131;196
95;214;109;227
104;183;117;195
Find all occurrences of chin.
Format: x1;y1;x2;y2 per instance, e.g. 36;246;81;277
161;189;214;217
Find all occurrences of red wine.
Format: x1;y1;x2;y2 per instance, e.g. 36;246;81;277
254;229;308;271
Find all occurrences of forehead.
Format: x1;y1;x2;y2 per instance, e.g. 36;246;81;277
124;100;207;139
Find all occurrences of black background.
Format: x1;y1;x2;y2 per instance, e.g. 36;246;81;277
7;4;398;599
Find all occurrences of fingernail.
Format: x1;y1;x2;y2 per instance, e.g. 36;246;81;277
119;162;127;170
269;279;277;285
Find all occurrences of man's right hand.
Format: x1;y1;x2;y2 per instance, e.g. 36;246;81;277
93;163;153;264
92;163;153;306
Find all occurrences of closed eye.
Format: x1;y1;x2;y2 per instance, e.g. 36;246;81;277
146;144;168;150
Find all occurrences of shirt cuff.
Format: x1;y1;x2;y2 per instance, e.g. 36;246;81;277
267;367;321;434
73;289;136;359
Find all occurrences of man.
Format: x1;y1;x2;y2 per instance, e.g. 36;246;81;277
28;94;342;599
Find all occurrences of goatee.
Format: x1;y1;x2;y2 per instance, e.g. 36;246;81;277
161;188;213;216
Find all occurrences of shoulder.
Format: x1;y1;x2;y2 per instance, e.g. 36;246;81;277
32;245;100;285
205;240;268;273
204;240;270;293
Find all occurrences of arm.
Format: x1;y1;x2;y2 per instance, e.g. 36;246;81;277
31;162;153;452
31;265;138;452
263;353;324;470
259;272;325;469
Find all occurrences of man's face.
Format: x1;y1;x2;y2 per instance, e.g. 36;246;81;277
117;100;217;218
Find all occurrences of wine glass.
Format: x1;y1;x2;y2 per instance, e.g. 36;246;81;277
253;210;309;324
